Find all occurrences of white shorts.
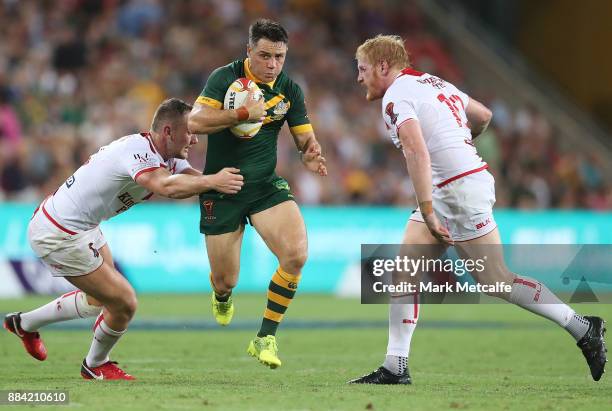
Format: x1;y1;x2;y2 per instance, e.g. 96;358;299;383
410;169;497;241
28;203;106;277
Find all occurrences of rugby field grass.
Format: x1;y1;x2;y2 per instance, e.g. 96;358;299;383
1;295;611;410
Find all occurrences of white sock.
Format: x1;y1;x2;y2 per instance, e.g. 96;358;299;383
384;354;408;375
384;294;419;375
20;290;102;331
565;313;591;341
509;276;589;340
85;314;126;368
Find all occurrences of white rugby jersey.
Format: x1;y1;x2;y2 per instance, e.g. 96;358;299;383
382;68;487;187
44;132;191;232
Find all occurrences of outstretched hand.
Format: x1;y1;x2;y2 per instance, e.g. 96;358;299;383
302;143;327;176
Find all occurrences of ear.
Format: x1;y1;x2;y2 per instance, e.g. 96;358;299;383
379;60;390;75
164;125;173;140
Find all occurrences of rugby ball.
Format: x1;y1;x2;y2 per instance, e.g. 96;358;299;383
223;78;264;138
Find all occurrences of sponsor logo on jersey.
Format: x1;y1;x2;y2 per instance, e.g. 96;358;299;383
202;200;216;221
385;102;398;125
134;153;151;163
65;175;75;188
116;192;136;214
417;76;446;89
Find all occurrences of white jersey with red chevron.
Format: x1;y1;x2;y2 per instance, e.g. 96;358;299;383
45;132;191;232
382;68;487;187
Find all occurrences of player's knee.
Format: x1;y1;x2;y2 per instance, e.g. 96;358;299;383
112;289;138;320
216;276;237;293
124;292;138;319
282;247;308;273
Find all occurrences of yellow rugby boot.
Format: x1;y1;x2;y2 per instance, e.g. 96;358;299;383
247;335;281;369
211;292;234;326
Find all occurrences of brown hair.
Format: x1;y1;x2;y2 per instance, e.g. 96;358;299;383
249;19;288;46
151;98;193;132
356;35;409;69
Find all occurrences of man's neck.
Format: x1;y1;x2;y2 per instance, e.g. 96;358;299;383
389;67;403;82
149;131;169;161
390;67;403;79
381;67;403;94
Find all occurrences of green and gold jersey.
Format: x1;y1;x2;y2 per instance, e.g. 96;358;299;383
196;58;313;188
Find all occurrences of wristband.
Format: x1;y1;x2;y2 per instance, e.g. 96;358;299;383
236;107;249;122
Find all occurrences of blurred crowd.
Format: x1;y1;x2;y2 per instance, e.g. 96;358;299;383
0;0;610;209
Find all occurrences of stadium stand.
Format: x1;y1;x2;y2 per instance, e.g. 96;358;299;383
0;0;610;209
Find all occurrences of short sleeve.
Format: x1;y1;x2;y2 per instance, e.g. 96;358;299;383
195;66;234;109
455;88;470;110
170;158;192;174
393;99;418;132
383;95;417;136
120;136;163;181
286;82;313;134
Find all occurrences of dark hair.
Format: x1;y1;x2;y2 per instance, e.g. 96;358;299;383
151;98;192;132
248;19;288;47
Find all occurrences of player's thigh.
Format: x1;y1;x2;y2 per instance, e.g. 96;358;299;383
205;225;245;278
83;244;117;306
250;200;307;261
454;227;514;284
31;220;107;276
403;218;441;246
400;219;448;283
64;244;135;307
98;243;115;268
403;219;448;261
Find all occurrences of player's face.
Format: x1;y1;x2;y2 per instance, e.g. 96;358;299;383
167;114;198;159
356;58;385;101
247;38;287;83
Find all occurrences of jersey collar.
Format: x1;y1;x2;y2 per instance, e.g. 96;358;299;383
396;67;425;79
389;67;425;93
244;58;276;88
141;132;167;167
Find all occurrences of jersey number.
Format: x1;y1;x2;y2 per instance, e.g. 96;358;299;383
437;93;464;127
